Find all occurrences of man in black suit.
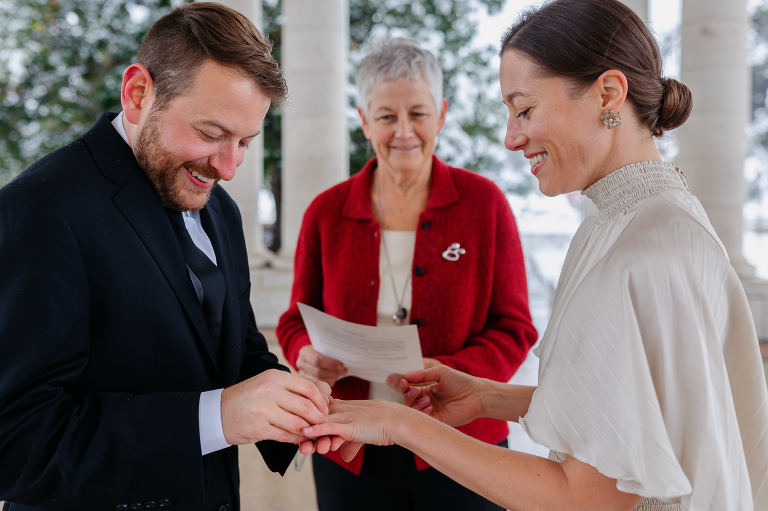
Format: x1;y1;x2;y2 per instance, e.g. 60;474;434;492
0;3;330;510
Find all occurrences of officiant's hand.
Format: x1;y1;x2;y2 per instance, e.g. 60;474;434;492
297;345;348;387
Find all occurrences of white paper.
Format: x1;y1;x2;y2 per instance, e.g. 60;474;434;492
297;303;424;384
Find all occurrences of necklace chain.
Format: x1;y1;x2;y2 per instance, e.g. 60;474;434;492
375;172;411;325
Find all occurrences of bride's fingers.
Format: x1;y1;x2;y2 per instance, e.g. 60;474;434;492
303;422;346;439
315;435;332;454
299;439;316;455
402;382;420;407
330;435;346;451
402;367;442;385
340;441;364;462
407;394;432;412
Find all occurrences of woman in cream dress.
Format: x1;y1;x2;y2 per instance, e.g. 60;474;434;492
301;0;768;510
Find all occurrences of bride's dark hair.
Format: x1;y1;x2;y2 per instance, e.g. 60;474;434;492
501;0;692;137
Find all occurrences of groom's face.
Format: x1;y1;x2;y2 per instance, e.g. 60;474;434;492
135;60;270;211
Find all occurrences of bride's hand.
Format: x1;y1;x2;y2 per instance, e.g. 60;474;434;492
400;365;485;427
302;399;402;462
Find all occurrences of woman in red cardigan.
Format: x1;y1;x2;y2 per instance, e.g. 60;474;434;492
276;38;537;511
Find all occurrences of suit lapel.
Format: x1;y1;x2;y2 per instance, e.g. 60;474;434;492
200;194;241;384
83;114;221;375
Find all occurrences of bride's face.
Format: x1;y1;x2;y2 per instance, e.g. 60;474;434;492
499;50;613;196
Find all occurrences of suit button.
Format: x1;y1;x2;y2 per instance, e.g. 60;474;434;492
144;502;157;508
412;318;422;327
414;266;425;276
218;505;231;511
421;220;431;229
130;504;143;510
158;500;171;508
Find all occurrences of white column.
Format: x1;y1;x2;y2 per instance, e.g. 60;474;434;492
678;0;751;275
275;0;349;269
216;0;273;268
677;0;768;340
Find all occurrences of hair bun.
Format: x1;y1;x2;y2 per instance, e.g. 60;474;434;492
655;77;693;136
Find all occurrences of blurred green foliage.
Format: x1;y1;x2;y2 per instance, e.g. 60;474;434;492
0;0;184;186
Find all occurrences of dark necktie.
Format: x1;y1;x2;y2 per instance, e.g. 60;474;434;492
165;209;225;356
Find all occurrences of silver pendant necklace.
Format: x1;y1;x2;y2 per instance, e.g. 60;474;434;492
375;173;410;326
380;232;410;325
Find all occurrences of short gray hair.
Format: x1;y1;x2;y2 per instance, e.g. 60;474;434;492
355;38;443;116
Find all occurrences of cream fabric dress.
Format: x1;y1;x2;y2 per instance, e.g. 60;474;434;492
519;161;768;510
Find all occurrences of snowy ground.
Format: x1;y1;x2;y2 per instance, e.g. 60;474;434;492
505;191;768;457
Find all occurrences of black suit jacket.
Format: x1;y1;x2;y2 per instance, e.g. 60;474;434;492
0;114;297;510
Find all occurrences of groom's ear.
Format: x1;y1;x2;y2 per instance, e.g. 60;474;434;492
121;63;155;125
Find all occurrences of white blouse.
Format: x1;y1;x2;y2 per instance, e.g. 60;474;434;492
520;161;768;510
369;230;416;402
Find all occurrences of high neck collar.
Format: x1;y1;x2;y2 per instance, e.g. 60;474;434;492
583;161;689;224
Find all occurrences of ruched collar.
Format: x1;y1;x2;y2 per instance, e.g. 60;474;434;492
583;161;689;224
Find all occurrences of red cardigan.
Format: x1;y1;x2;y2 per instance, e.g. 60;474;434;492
277;156;538;473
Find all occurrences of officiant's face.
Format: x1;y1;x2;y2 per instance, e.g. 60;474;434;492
499;50;612;196
135;60;270;211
